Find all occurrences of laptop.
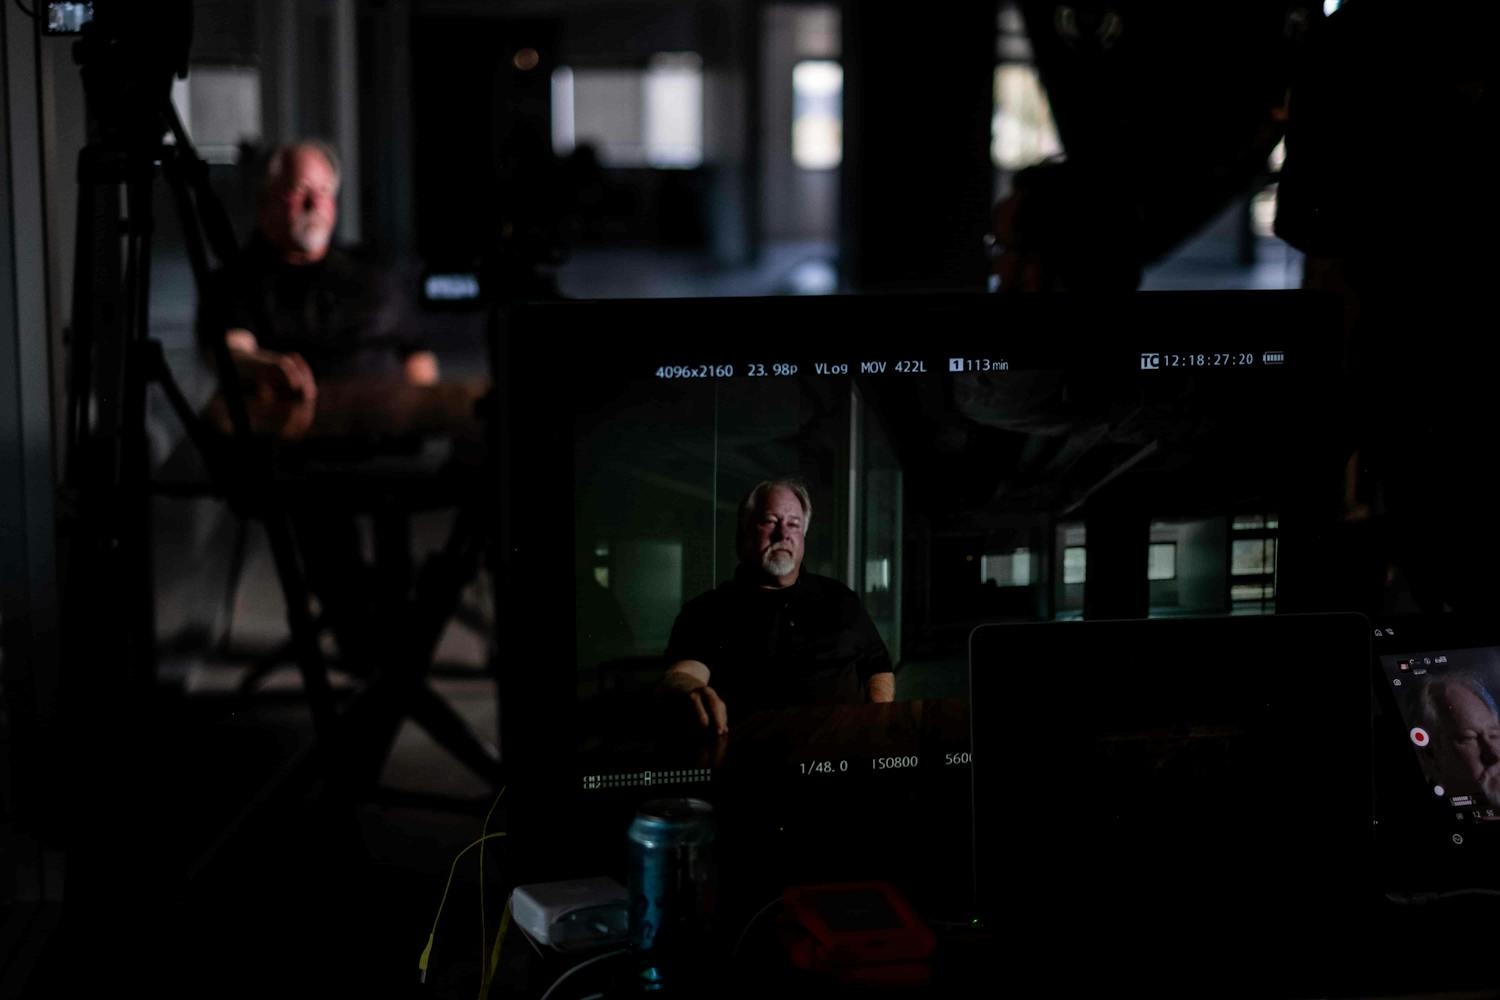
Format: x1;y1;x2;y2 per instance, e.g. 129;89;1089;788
969;614;1374;994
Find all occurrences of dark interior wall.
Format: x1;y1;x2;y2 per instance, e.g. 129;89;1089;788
698;0;758;266
1176;517;1230;614
189;0;258;63
298;10;337;140
2;0;63;855
760;3;839;242
840;0;996;291
412;0;703;66
556;2;700;63
253;0;362;244
410;14;561;268
359;0;415;261
37;30;84;454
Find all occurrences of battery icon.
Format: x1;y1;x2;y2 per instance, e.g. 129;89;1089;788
1262;351;1285;365
948;358;964;372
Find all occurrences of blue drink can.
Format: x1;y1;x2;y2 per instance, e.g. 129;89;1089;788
627;798;716;991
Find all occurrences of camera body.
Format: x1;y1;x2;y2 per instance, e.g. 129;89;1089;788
66;0;192;149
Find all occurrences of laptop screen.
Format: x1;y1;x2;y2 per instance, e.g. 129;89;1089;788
968;615;1372;985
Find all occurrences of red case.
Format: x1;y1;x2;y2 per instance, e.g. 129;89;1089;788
778;881;936;974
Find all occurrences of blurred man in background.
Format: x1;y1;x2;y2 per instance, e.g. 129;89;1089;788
203;140;438;400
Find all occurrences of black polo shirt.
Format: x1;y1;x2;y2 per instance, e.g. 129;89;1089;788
200;235;424;380
664;566;893;716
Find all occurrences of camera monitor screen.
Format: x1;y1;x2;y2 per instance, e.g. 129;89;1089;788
496;290;1341;911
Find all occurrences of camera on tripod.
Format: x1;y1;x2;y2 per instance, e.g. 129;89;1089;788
62;0;192;151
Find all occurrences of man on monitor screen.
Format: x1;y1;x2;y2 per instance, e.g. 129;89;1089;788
1415;674;1500;810
660;480;895;734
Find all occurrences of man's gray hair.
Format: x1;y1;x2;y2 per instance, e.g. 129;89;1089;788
1415;673;1500;733
259;139;341;193
736;478;813;548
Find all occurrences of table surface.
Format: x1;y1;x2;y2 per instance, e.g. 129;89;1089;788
204;376;490;444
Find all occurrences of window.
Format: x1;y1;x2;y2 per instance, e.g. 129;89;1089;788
551;66;577;156
552;54;704;168
1231;583;1275;602
1231;538;1277;577
991;63;1061;170
643;54;704;167
1062;546;1087;585
792;60;843;170
171;66;262;164
1251;140;1289;239
1147;542;1177;582
982;550;1033;587
1231;515;1278;605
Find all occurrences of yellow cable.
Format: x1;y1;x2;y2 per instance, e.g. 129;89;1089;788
478;786;507;995
418;831;509;984
482;900;512;997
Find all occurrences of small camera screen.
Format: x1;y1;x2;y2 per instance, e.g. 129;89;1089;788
45;2;94;35
1378;648;1500;825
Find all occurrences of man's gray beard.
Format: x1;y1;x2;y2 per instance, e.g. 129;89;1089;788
762;549;796;578
1480;768;1500;809
290;216;331;254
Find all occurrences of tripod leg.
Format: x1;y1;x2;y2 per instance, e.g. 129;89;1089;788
321;509;428;791
218;516;250;654
406;506;502;781
262;508;339;738
327;504;502;791
406;684;502;784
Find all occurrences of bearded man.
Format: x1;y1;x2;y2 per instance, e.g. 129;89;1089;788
1415;675;1500;810
660;479;896;735
201;140;437;400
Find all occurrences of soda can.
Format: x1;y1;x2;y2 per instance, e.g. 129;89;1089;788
626;798;716;991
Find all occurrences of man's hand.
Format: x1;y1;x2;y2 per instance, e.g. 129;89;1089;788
866;671;896;704
403;350;440;386
661;660;728;736
226;329;317;400
685;685;728;735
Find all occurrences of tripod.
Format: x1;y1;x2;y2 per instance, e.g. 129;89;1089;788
59;31;503;899
63;92;341;734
